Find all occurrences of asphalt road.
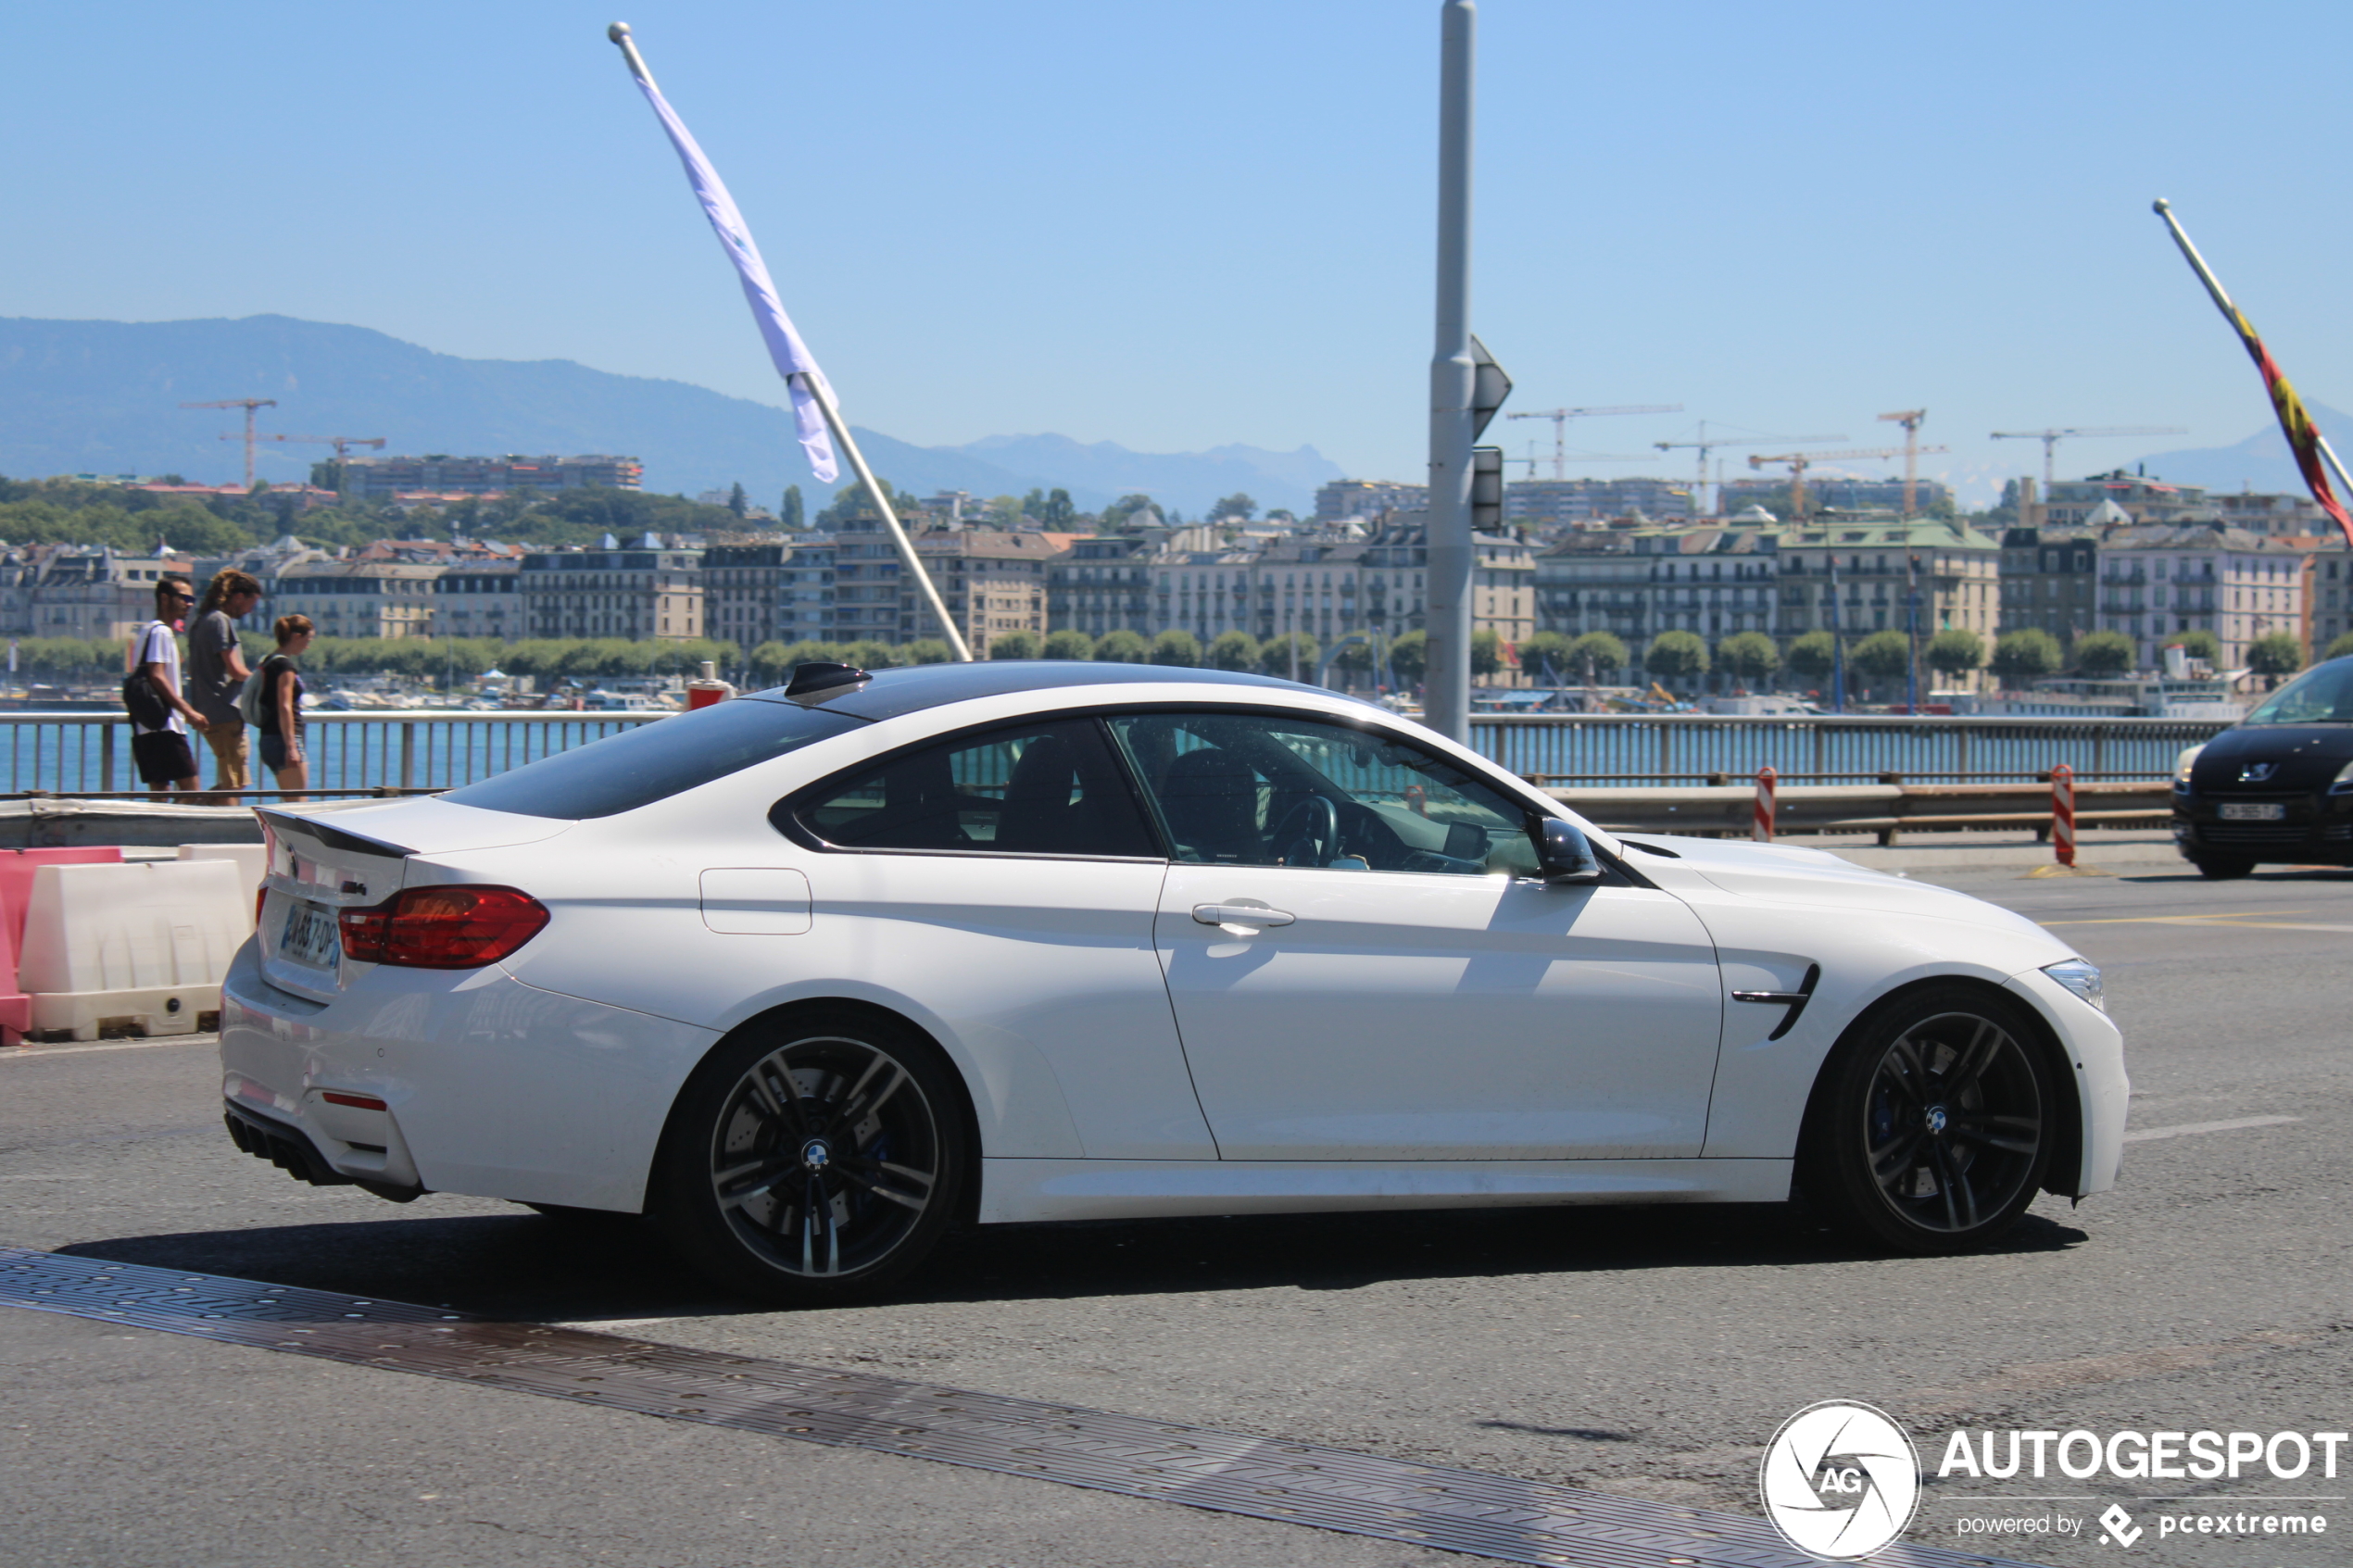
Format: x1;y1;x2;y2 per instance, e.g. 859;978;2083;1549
4;860;2348;1568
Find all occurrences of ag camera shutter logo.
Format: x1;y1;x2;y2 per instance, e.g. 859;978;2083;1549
1760;1400;1922;1560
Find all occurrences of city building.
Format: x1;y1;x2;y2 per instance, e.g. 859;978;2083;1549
1536;524;1780;653
1996;527;2100;646
1314;479;1428;525
1049;537;1153;640
822;517;909;643
517;545;705;641
2095;524;2309;672
1718;475;1956;517
434;560;522;642
702;543;794;652
340;454;643;500
1777;518;2002;686
270;562;445;640
1506;476;1696;528
2209;489;2332;537
2309;535;2351;658
1141;517;1527;680
909;528;1052;656
776;533;837;641
2;546;195;642
2038;472;2212;529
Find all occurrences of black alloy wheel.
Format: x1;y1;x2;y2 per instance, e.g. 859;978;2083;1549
656;1014;966;1301
1803;987;2055;1254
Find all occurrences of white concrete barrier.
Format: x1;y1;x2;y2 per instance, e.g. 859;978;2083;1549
18;860;248;1040
178;844;267;926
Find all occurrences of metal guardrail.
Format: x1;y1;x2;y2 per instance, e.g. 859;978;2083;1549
0;708;2232;799
1549;778;2176;846
1469;712;2230;785
0;710;663;797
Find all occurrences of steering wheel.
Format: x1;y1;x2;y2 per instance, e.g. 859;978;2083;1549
1269;795;1340;867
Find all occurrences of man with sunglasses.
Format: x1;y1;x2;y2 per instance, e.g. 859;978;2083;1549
131;576;211;796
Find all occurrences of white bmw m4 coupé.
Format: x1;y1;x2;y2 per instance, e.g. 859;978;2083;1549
222;661;2125;1301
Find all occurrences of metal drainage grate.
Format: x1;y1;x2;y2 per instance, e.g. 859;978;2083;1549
0;1247;2037;1568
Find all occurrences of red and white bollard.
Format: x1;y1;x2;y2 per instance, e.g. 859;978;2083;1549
686;659;736;710
1754;765;1777;843
2050;764;2076;867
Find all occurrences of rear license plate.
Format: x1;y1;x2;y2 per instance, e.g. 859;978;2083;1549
279;899;341;969
2219;802;2287;822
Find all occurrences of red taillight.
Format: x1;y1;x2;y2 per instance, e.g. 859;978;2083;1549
338;885;549;969
321;1091;387;1110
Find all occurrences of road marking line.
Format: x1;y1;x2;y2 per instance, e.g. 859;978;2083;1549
2039;911;2353;932
2040;911;2305;924
2122;1115;2300;1143
0;1035;219;1061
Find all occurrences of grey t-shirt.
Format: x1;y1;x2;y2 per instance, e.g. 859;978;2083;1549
183;608;245;726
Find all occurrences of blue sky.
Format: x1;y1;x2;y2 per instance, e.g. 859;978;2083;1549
8;1;2352;505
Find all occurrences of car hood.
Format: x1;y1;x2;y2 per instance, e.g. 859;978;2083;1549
1624;834;2056;939
2188;723;2353;791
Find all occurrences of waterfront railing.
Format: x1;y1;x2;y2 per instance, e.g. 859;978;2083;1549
0;709;2230;798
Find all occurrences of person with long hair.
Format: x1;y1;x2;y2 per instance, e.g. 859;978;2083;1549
186;568;262;799
256;614;314;792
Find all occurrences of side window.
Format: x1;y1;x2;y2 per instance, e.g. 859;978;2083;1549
1107;711;1542;878
784;718;1161;859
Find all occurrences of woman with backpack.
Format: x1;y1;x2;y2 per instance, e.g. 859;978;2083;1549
253;615;314;791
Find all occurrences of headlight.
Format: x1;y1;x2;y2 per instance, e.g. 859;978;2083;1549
2043;957;2104;1011
2173;745;2203;790
2332;759;2353;795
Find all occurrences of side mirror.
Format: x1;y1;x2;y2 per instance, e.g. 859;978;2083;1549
1536;817;1604;884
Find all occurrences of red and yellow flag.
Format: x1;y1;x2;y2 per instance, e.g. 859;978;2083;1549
2222;302;2353;543
2155;199;2353;546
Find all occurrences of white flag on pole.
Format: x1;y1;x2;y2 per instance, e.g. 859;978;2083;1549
617;49;839;484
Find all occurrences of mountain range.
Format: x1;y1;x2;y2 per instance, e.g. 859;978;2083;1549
2133;404;2353;498
0;315;1343;518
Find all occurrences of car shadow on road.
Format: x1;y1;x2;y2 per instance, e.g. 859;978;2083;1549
54;1199;2090;1323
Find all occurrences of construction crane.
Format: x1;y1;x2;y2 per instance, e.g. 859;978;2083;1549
238;433;388;487
180;398;278;487
1877;408;1928;516
248;433;388;461
1990;425;2191;488
1505;445;1652;477
1506;404;1682;480
1746;444;1951;522
1655;422;1845;516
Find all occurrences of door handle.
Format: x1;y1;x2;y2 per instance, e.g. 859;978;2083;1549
1193;903;1295;928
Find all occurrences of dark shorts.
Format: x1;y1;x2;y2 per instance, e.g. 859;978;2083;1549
259;733;303;772
132;731;199;786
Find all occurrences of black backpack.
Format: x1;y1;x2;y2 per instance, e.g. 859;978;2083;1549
122;628;173;730
121;669;171;730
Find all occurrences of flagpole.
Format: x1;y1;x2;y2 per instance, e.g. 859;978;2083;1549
607;21;973;661
2152;197;2353;502
799;376;972;660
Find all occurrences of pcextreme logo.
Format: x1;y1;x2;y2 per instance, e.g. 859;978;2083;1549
1760;1400;1922;1561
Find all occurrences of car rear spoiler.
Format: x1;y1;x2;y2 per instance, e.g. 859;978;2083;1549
255;808;415;860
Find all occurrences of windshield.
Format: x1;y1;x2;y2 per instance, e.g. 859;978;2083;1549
2243;659;2353;725
443;697;863;819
